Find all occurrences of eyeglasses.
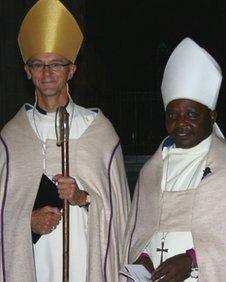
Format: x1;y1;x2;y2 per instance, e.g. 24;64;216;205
27;62;71;72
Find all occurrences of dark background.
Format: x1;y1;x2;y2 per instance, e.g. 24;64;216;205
1;0;226;189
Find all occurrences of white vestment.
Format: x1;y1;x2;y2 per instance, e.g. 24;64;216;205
1;102;130;282
27;101;96;282
146;135;211;280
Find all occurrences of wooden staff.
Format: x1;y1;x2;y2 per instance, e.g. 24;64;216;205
55;106;70;282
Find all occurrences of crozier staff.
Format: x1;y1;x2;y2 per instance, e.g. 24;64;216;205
55;106;70;282
0;0;130;281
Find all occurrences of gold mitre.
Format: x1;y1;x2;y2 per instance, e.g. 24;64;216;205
18;0;83;63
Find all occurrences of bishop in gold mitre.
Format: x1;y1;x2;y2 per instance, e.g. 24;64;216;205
0;1;131;282
18;0;83;63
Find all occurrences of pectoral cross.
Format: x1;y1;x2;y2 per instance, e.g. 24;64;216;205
156;241;168;264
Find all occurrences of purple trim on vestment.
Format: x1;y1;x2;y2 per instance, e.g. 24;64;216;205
103;141;120;281
0;135;9;282
127;175;140;263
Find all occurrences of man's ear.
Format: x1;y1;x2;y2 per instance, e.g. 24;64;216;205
67;64;76;80
210;110;217;124
24;64;32;80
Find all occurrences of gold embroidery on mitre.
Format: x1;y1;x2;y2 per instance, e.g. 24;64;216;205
18;0;83;63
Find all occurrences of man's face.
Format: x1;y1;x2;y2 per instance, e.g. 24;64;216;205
165;99;217;148
24;53;76;98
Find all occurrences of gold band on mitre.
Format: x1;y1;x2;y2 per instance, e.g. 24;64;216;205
18;0;83;63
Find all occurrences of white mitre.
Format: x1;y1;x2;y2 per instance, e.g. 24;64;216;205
161;37;222;110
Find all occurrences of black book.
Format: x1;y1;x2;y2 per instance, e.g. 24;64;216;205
32;173;63;244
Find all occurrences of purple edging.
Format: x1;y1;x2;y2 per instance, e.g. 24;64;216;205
0;135;9;282
127;175;141;262
103;141;120;282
